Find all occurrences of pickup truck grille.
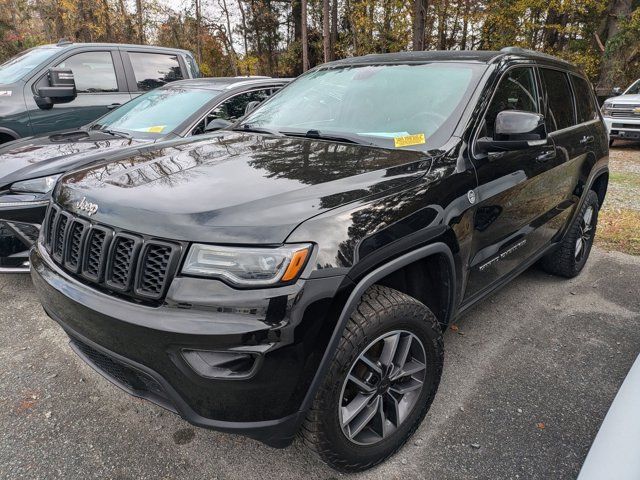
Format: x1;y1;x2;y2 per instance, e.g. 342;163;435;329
42;204;182;302
609;104;640;119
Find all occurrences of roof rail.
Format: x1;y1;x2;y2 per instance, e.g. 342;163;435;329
57;38;73;46
499;46;574;66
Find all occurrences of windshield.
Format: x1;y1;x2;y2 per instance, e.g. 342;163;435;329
92;87;221;137
625;80;640;95
0;47;60;84
239;63;484;150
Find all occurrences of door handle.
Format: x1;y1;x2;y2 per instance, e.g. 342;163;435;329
106;103;121;110
579;135;594;145
536;148;556;163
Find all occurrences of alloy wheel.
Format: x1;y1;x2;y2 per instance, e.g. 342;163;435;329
338;330;427;445
575;205;595;262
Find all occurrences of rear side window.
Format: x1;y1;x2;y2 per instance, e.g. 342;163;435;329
56;51;118;93
129;53;183;91
540;68;575;131
572;75;598;123
485;67;538;138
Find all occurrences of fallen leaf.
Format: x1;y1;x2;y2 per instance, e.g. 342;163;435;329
450;325;459;332
536;422;545;430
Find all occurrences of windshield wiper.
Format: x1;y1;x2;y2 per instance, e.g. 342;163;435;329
284;129;378;147
100;128;131;139
235;124;284;137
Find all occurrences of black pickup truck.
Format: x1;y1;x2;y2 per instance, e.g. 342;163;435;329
30;48;608;472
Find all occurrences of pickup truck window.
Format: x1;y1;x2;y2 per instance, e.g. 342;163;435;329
129;52;184;91
56;51;118;93
541;68;576;131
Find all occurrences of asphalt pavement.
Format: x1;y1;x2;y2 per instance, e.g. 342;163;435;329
1;248;639;480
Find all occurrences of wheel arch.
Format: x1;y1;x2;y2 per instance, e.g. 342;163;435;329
0;127;19;144
298;242;456;417
590;170;609;207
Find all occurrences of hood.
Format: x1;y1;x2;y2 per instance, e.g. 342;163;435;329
56;131;433;244
604;94;640;104
0;130;151;188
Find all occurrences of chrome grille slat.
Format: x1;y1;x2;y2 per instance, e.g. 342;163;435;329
40;205;179;303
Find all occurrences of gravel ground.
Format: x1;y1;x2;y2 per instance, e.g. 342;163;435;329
0;248;639;480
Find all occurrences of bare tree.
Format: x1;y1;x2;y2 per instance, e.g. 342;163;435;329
330;0;338;60
136;0;145;43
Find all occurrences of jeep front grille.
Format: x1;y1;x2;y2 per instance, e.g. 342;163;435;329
42;204;181;302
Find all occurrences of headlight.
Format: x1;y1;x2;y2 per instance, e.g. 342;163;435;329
182;243;312;286
10;174;61;193
601;103;613;117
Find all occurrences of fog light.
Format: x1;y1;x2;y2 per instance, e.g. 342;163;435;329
181;349;260;379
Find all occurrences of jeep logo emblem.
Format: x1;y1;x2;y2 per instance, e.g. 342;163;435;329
75;197;99;216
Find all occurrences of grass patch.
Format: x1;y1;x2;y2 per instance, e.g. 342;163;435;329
596;208;640;256
609;171;640;188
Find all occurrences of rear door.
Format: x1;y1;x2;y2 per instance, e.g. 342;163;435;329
463;65;563;302
121;50;185;98
26;49;131;135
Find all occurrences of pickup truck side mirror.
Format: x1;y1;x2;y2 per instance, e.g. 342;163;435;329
35;68;77;110
477;110;548;153
204;117;233;132
612;86;623;96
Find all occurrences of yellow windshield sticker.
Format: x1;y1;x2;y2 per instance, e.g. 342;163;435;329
146;125;166;133
394;133;425;148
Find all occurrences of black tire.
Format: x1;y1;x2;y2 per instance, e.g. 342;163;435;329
301;285;444;472
539;190;599;278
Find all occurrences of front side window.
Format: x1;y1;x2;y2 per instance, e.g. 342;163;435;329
541;68;576;131
0;47;59;84
484;67;538;138
572;75;598;124
91;87;220;138
129;53;183;91
56;51;118;93
239;63;485;151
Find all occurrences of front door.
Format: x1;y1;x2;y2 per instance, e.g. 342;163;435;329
26;50;131;135
463;66;567;302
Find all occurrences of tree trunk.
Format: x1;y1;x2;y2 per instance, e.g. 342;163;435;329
136;0;145;43
330;0;338;60
323;0;330;62
596;0;633;94
301;0;309;71
194;0;202;64
221;0;239;75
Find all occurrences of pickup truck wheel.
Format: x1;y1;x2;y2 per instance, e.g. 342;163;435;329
301;285;443;472
540;190;599;278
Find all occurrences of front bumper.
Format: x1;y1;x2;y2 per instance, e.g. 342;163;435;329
603;116;640;140
31;244;346;448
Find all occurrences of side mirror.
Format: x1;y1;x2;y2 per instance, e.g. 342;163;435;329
204;117;233;132
477;110;547;153
612;87;623;96
244;100;261;116
35;68;77;109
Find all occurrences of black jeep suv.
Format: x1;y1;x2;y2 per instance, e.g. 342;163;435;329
30;48;609;472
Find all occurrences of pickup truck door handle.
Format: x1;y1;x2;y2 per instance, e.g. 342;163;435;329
579;135;594;145
106;103;121;110
536;148;556;163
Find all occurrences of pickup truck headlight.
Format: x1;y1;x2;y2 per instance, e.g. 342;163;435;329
182;243;312;286
10;174;61;194
601;102;613;117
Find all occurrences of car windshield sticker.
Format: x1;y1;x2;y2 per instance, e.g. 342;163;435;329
360;131;410;138
0;90;12;96
394;133;426;148
145;125;166;133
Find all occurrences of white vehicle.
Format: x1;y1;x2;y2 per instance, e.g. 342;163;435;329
601;79;640;145
577;355;640;480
